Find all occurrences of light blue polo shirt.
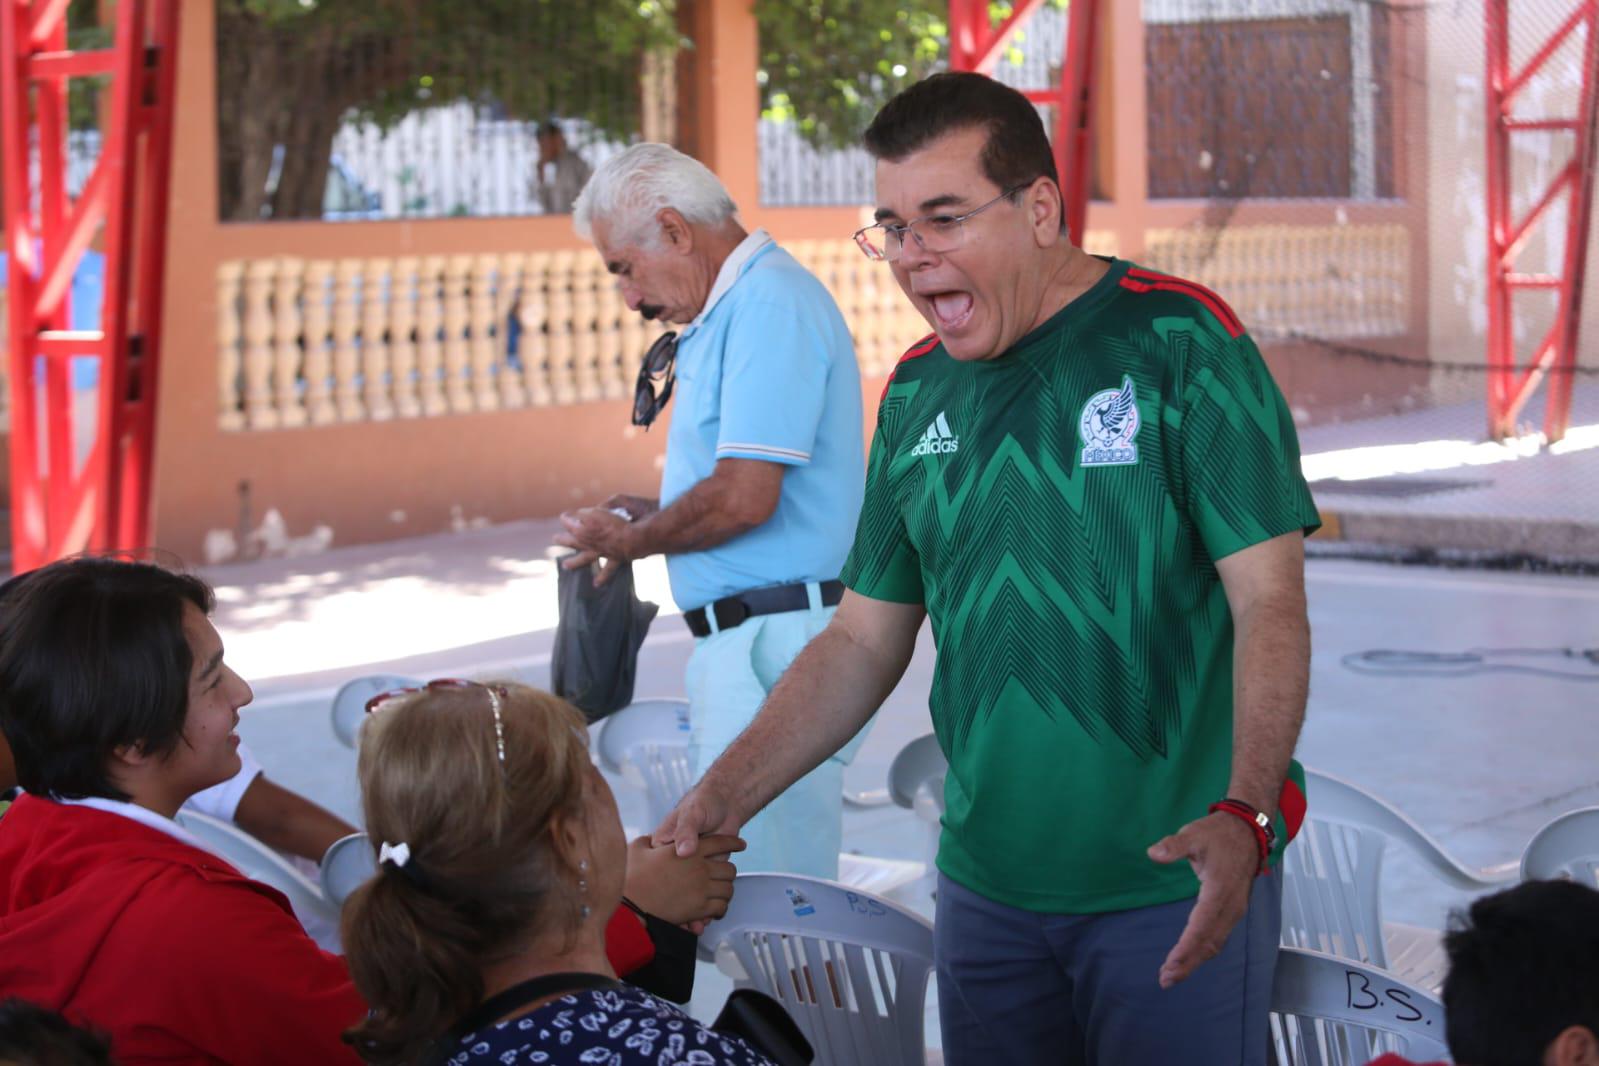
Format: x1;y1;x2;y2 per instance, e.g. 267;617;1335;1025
660;230;864;611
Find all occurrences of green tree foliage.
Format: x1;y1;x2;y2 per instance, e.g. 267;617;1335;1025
215;0;679;220
755;1;947;148
755;1;1065;146
214;0;1060;221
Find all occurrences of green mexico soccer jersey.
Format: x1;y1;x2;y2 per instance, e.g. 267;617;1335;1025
840;259;1321;913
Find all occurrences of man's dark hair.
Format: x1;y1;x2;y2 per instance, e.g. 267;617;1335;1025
0;998;115;1066
1442;879;1599;1065
536;121;564;140
0;558;214;802
863;72;1059;194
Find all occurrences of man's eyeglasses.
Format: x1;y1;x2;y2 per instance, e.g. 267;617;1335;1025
632;331;678;429
853;183;1031;263
365;678;507;765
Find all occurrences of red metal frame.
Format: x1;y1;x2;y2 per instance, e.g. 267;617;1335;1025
1;0;178;571
1484;0;1598;442
948;0;1102;247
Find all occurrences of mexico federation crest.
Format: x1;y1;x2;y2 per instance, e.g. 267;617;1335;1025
1078;375;1141;467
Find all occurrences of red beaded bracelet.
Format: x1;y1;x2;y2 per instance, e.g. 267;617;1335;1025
1209;798;1275;872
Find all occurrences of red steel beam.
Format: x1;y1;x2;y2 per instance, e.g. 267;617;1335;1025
1483;0;1598;442
115;0;180;549
1;0;179;569
948;0;1101;247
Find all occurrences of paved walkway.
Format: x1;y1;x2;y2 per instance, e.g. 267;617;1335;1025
1302;390;1599;562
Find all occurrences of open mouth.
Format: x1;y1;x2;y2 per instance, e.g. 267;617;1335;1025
924;290;975;332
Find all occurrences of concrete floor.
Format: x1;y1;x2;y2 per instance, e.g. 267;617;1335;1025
215;524;1599;1049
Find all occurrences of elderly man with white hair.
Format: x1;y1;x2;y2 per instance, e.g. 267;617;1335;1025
554;143;866;878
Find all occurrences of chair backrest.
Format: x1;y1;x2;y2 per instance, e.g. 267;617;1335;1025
886;733;945;815
1520;806;1599;885
596;697;691;772
702;873;934;1066
1281;768;1513;967
1279;793;1391;968
1269;947;1449;1066
174;809;342;951
321;831;378;908
597;698;694;828
330;673;423;748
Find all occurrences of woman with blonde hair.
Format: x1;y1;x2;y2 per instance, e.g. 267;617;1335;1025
342;681;776;1066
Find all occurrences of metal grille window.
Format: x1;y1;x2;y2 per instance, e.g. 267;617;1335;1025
1145;0;1398;199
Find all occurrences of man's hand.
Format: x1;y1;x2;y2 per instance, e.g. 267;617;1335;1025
553;507;635;586
603;494;659;521
1147;811;1261;989
623;834;744;927
653;781;745;860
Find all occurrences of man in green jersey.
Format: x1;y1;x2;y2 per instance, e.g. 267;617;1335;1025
657;73;1319;1064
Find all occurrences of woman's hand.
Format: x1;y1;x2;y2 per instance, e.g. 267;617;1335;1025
622;833;744;926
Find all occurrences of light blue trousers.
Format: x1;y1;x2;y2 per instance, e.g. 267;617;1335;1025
683;599;868;879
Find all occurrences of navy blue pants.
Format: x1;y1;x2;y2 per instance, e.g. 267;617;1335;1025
934;869;1282;1066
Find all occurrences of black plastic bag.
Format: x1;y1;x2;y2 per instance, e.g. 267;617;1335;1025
551;557;658;722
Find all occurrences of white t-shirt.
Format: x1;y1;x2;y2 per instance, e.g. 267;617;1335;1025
182;742;263;822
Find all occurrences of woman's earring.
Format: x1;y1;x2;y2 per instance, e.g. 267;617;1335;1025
578;859;591;918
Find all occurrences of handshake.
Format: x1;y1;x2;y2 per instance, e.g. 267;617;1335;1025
623;831;745;934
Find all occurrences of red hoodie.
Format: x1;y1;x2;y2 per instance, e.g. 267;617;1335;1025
0;794;657;1065
0;793;367;1064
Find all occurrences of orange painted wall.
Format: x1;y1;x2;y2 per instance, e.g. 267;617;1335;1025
148;0;877;563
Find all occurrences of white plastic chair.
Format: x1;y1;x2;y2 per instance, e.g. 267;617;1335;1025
597;697;695;829
174;809;343;952
1281;768;1517;992
330;673;422;748
886;733;945;814
1269;947;1449;1065
1520;806;1599;885
888;733;945;883
321;831;378;908
702;873;934;1066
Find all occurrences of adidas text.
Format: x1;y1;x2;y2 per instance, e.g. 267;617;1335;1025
911;412;960;457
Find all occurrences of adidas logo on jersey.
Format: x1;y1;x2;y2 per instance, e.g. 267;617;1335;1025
911;412;960;456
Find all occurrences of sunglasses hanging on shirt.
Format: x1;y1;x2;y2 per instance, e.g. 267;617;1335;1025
632;331;679;429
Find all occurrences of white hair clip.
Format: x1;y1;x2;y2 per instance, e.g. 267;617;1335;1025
378;841;411;868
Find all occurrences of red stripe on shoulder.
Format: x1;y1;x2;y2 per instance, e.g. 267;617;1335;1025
1120;267;1246;339
879;333;940;404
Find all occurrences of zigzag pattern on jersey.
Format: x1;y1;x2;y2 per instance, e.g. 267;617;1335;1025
866;337;1225;762
918;353;1224;761
859;316;1307;762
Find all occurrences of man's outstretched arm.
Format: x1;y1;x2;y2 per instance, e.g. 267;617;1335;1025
1148;530;1310;987
655;590;926;855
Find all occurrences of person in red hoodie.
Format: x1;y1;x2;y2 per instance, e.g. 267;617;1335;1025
0;558;739;1065
0;557;367;1065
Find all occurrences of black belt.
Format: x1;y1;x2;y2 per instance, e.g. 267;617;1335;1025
685;580;844;638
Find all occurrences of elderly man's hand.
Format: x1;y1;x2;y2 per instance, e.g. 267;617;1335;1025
1146;811;1261;988
554;507;635;586
602;494;659;521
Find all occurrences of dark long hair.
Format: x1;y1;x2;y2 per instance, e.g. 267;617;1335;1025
0;558;214;800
